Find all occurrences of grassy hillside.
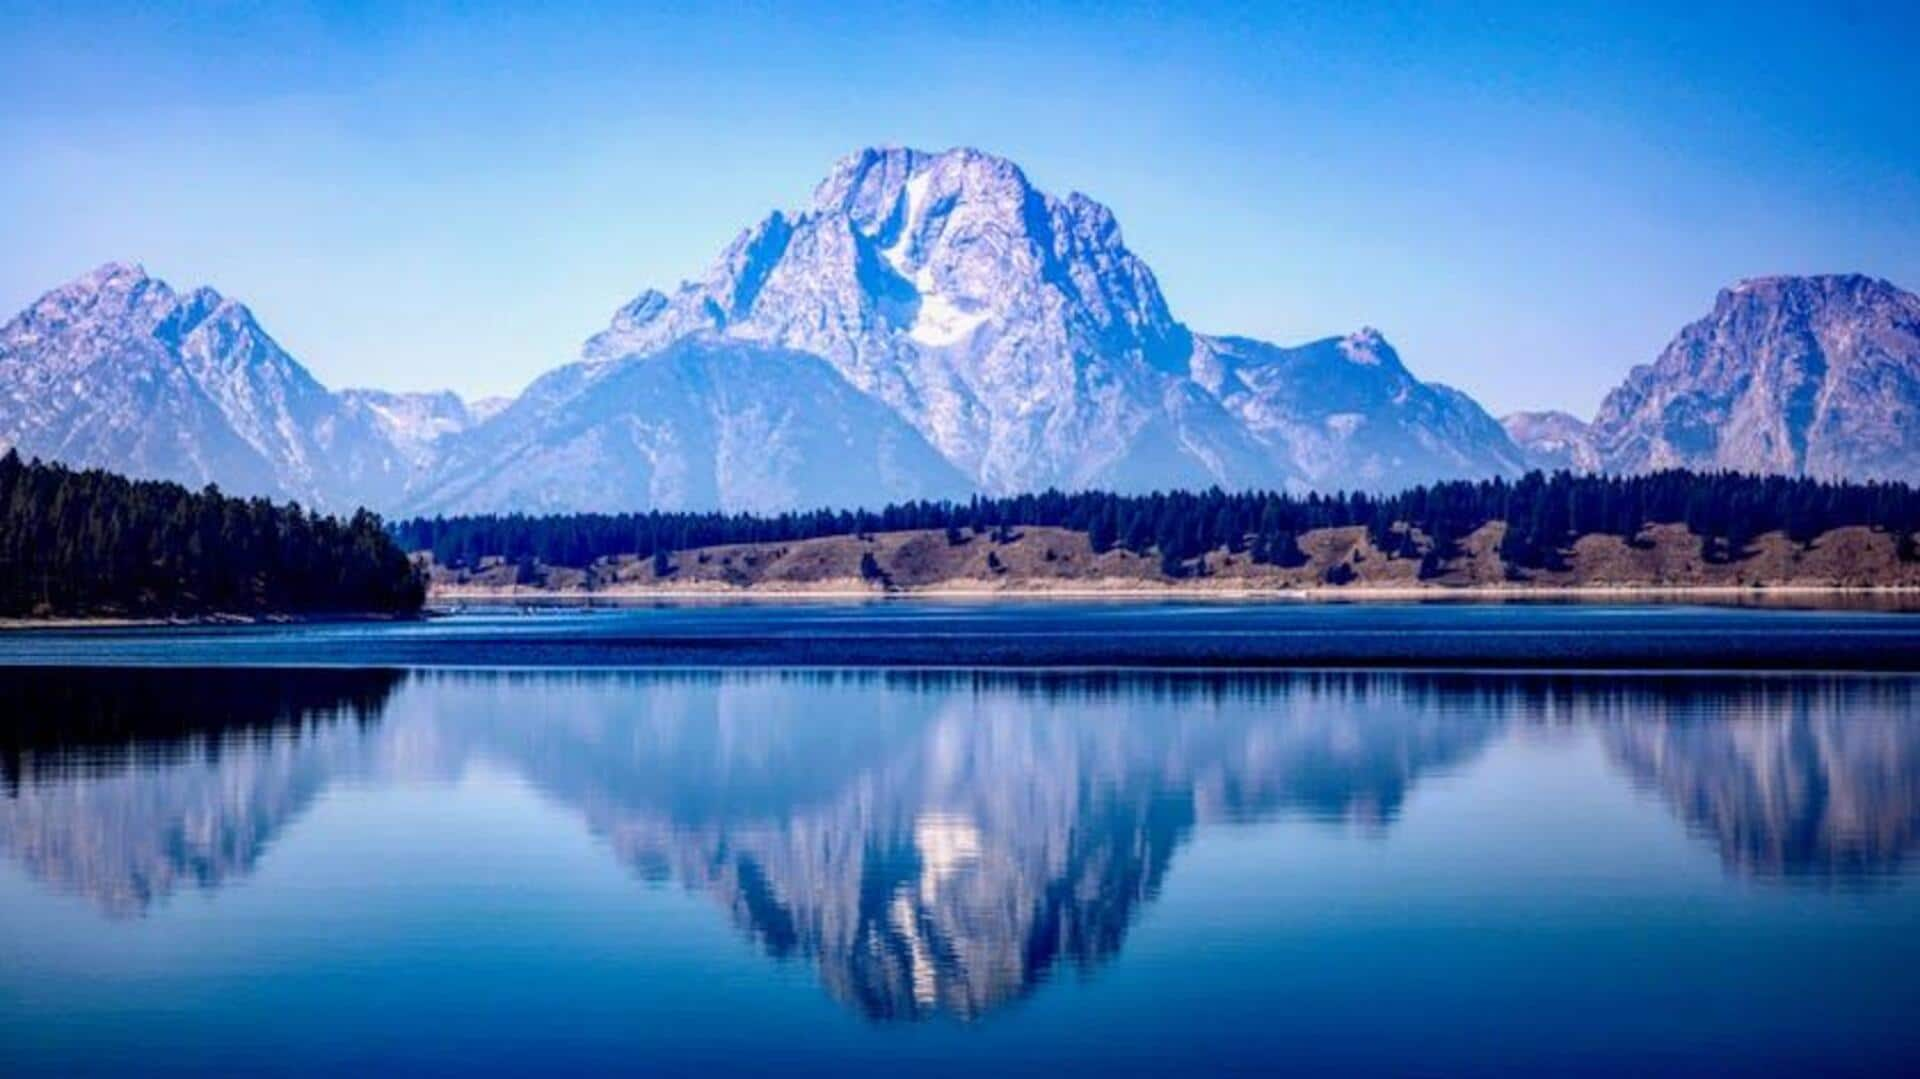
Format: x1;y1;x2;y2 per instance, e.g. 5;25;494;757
426;521;1920;596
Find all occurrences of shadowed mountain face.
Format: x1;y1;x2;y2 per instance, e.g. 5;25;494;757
407;338;972;515
2;669;1914;1018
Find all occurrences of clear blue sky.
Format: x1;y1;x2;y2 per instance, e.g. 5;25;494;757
3;1;1915;416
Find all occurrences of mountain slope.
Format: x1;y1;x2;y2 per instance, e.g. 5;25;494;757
336;388;495;469
409;337;972;515
1588;275;1920;481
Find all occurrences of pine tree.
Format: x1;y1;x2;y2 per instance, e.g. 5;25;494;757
1159;544;1185;579
1269;531;1308;569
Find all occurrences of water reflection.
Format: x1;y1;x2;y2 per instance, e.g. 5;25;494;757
1596;681;1920;880
0;667;401;916
1;668;1915;1019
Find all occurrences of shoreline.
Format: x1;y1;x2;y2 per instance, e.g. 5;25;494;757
0;611;423;631
6;586;1918;628
428;582;1920;602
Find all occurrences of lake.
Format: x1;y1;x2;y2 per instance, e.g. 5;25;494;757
2;604;1918;1075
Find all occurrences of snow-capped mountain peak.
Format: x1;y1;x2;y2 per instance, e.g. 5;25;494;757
362;145;1529;508
569;146;1290;494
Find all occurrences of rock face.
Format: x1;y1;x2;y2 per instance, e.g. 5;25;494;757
1501;410;1598;472
1587;275;1920;481
0;263;488;510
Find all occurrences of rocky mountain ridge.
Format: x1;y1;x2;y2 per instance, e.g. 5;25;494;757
4;152;1916;513
0;263;495;510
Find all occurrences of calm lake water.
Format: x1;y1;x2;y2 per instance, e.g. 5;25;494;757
2;605;1918;1075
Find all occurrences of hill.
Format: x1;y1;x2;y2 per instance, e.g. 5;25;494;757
426;521;1920;597
402;469;1920;597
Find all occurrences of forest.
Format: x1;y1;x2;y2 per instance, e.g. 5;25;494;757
0;451;424;617
393;469;1920;578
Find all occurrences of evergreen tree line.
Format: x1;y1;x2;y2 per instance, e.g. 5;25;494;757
394;469;1920;577
0;451;424;617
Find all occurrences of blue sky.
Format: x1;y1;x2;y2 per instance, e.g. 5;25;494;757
2;1;1915;415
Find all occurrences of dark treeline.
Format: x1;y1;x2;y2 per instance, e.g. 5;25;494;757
0;666;402;790
0;451;424;617
394;469;1920;577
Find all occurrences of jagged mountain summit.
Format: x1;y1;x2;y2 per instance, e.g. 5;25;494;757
0;262;392;508
1584;275;1920;482
336;389;505;470
496;145;1525;503
0;263;493;510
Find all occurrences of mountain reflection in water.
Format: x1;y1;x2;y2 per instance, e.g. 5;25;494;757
1;668;1915;1020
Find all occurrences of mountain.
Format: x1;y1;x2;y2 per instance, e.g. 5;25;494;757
1501;410;1598;472
1587;275;1920;481
0;263;485;510
336;388;497;469
492;145;1523;504
554;146;1271;495
408;337;972;514
1193;329;1525;489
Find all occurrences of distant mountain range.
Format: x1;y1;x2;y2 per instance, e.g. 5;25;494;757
2;147;1916;513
